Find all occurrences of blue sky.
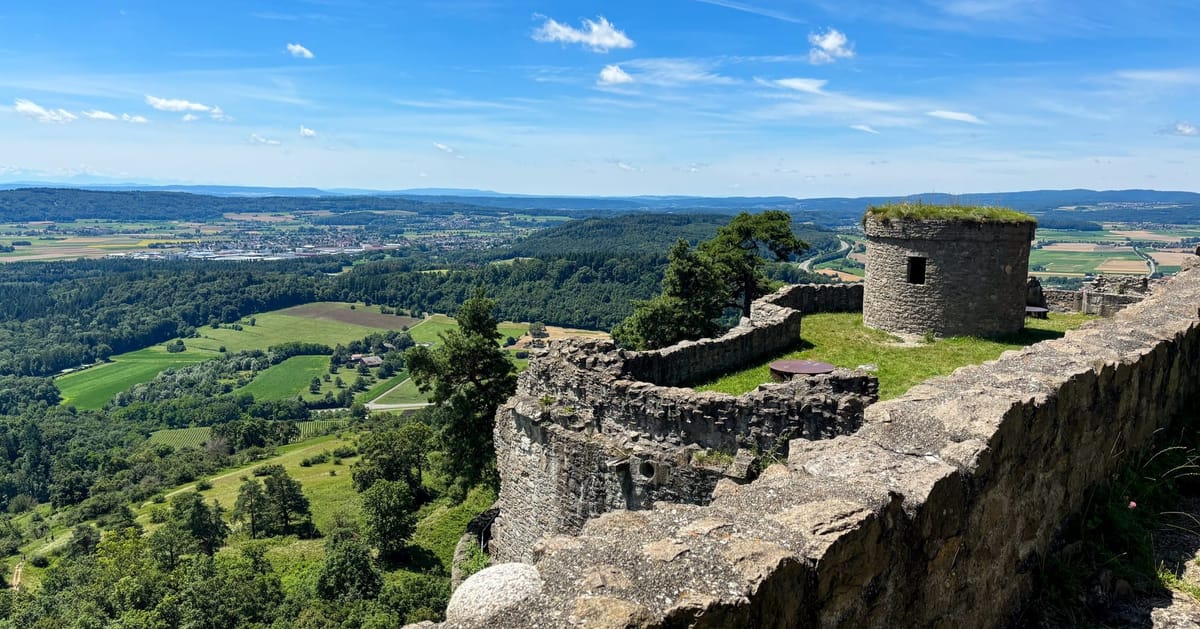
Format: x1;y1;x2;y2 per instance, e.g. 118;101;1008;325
0;0;1197;196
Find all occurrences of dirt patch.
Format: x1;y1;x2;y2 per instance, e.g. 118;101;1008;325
515;325;610;349
1150;251;1196;266
816;269;864;282
1111;230;1184;243
1042;243;1101;252
277;303;421;329
224;213;294;223
848;252;868;264
1095;259;1150;274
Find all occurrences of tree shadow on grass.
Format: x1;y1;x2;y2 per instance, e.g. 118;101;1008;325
381;544;443;575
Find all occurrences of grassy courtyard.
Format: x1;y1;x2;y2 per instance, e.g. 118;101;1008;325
695;312;1094;400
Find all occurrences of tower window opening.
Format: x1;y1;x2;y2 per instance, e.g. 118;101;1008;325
907;256;927;284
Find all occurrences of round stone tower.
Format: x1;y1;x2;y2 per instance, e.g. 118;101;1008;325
862;204;1036;338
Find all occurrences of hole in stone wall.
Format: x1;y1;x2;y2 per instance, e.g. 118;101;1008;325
638;460;655;480
907;256;927;284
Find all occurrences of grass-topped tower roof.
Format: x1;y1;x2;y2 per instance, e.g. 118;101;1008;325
861;202;1036;338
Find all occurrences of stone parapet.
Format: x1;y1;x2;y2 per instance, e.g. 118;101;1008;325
445;263;1200;628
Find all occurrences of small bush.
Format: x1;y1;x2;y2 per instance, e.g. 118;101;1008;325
196;479;213;491
29;555;50;568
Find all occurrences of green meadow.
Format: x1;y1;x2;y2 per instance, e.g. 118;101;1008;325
696;312;1094;400
57;303;403;409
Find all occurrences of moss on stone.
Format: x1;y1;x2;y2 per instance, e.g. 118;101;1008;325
864;202;1036;225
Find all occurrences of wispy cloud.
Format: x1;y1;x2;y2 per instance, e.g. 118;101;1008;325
692;0;806;24
249;133;281;146
181;113;199;122
209;107;232;122
434;142;455;153
621;58;738;86
927;109;985;124
1161;121;1198;137
808;28;854;64
14;99;76;123
850;124;880;134
1114;68;1200;86
82;110;119;121
773;78;828;94
597;64;634;86
300;125;317;137
286;43;315;59
145;95;212;112
615;161;641;172
532;16;634;53
123;113;149;124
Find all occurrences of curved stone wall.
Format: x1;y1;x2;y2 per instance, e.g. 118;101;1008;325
863;216;1035;337
489;283;871;563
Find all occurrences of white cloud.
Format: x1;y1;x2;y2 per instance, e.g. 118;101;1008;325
615;161;642;172
300;125;317;137
122;114;148;124
622;58;737;86
533;16;634;53
1163;121;1198;137
14;99;77;123
250;133;281;146
434;142;455;153
209;107;232;122
286;43;315;59
850;124;880;134
774;78;828;94
182;114;199;122
145;95;212;112
927;109;985;124
808;28;854;65
598;64;634;86
83;110;119;121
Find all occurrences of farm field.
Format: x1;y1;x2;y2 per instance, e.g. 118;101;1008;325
147;420;346;449
407;314;528;345
240;355;332;401
372;377;428;406
1028;248;1146;276
57;302;407;409
696;312;1094;400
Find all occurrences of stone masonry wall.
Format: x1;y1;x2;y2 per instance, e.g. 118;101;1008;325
490;283;871;563
863;216;1035;337
443;255;1200;628
1044;287;1145;316
623;283;863;387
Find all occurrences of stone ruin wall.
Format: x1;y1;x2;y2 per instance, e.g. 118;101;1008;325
490;283;871;563
863;216;1035;338
1044;287;1147;317
441;255;1200;628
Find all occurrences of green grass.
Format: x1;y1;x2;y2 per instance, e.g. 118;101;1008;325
148;427;213;449
143;433;362;533
373;378;429;406
695;312;1094;400
410;485;497;573
358;370;411;404
865;201;1035;224
57;303;401;409
409;314;527;346
240;355;332;401
1029;248;1146;275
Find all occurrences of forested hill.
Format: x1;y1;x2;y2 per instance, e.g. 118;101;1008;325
0;188;581;222
494;213;840;259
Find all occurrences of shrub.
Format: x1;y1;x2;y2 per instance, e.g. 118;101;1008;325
29;555;50;568
196;479;213;491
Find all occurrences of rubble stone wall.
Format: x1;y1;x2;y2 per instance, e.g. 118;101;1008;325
445;257;1200;629
863;216;1035;337
1044;288;1145;316
490;283;871;563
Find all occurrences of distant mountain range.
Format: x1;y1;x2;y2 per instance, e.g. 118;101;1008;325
1;184;1198;225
